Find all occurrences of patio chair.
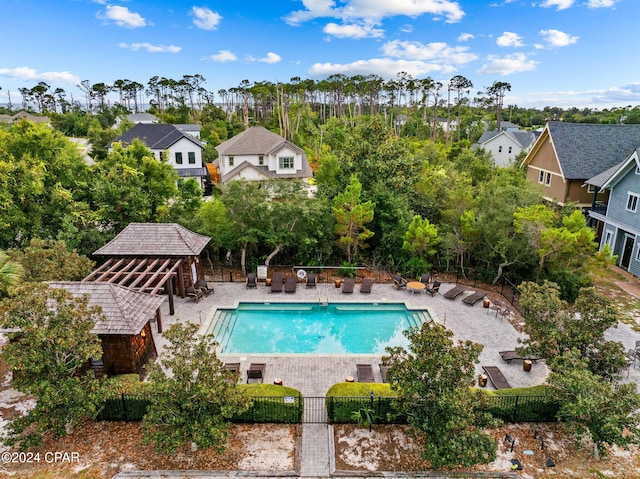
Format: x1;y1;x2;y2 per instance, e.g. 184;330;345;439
306;273;317;288
380;364;390;383
420;273;430;286
392;274;407;289
360;277;373;293
246;273;257;289
284;277;297;293
342;277;355;293
247;363;266;383
196;279;214;296
482;365;512;389
426;280;441;296
443;284;466;300
462;291;486;305
186;286;204;303
357;363;375;382
271;272;283;293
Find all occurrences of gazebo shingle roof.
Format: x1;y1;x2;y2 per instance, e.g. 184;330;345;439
48;282;164;335
93;223;210;257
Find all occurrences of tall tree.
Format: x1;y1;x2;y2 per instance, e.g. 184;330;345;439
383;322;497;468
332;175;375;263
482;81;511;131
143;323;250;453
0;284;105;449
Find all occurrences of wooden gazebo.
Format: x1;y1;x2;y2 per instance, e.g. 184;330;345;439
85;223;211;315
48;282;165;376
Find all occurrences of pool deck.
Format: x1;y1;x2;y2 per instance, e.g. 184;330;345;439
152;280;640;397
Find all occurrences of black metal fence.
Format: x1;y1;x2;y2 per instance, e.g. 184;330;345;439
97;393;557;424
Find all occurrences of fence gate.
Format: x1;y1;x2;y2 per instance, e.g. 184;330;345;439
303;397;327;423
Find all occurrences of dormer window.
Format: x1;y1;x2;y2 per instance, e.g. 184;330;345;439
258;156;264;166
279;156;294;169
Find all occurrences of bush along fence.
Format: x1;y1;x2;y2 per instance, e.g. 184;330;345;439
97;393;557;424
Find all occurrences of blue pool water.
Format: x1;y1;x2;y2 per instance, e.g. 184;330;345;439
207;302;429;354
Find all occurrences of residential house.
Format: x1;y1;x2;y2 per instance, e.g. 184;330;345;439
0;110;51;126
113;112;158;128
110;123;209;189
213;126;312;184
521;121;640;208
586;150;640;278
475;129;539;167
48;281;164;376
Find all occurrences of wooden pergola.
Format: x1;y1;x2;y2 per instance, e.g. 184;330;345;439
83;257;184;317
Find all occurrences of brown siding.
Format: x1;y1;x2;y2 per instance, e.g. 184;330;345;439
525;134;568;203
97;323;157;375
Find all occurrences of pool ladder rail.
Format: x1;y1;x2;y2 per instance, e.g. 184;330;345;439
209;310;238;351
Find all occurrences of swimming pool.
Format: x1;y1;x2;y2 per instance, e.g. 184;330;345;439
207;302;430;354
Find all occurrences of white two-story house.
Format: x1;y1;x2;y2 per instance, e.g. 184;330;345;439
110;123;208;189
214;126;312;184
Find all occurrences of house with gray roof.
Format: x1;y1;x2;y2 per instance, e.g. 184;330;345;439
585;151;640;278
475;129;538;167
48;281;164;375
113;112;158;128
521;121;640;208
110;123;209;189
213;126;312;185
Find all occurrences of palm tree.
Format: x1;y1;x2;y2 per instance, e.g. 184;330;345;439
0;251;23;297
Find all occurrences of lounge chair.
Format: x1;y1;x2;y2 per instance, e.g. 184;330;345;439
186;286;204;303
426;280;441;296
360;278;373;293
196;279;214;296
284;277;297;293
357;363;375;382
342;277;355;293
392;274;407;289
380;364;390;383
420;273;430;286
224;362;240;382
247;363;266;383
443;284;466;300
462;291;486;305
499;351;540;364
271;272;283;293
482;365;512;389
246;273;257;289
306;273;317;288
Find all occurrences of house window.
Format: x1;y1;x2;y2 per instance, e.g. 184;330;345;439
626;193;639;212
538;170;545;183
604;230;613;248
175;152;183;164
279;156;294;169
545;172;551;186
636;243;640;262
258;155;264;166
587;184;597;194
229;156;234;167
508;146;512;154
188;152;196;164
498;146;502;153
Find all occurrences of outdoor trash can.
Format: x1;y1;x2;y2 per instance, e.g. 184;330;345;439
478;374;488;387
523;359;532;372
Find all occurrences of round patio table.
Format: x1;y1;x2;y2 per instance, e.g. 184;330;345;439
406;281;426;294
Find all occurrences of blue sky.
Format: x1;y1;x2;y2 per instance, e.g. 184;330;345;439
1;0;637;109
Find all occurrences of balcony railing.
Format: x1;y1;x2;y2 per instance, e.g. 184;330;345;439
589;201;608;215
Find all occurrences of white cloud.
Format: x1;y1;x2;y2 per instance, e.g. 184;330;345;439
477;53;538;75
539;29;578;47
309;58;456;78
496;32;523;47
118;42;181;53
400;24;413;33
323;22;384;38
285;0;464;24
209;50;237;62
458;32;474;42
191;6;222;30
539;0;574;9
382;40;477;64
587;0;618;7
97;5;147;28
0;66;80;85
250;52;282;64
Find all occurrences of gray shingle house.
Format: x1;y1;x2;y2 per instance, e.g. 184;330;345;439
110;123;209;188
586;150;640;278
213;126;312;184
521;122;640;208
